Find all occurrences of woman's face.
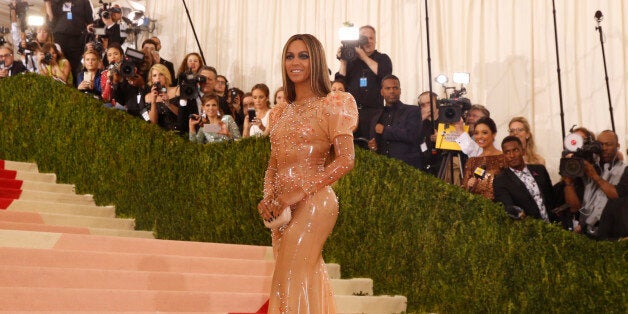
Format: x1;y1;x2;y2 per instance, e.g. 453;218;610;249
49;48;58;61
215;77;227;93
474;123;496;149
284;39;311;85
252;88;268;110
331;82;345;92
202;99;220;117
83;53;98;71
151;69;166;86
36;28;49;42
106;48;122;63
187;55;201;72
275;90;285;104
508;121;529;147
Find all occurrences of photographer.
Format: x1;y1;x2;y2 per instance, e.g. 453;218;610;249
563;130;628;240
454;104;494;158
176;65;218;135
76;49;102;96
100;43;124;103
87;5;131;49
38;42;72;85
145;63;180;131
0;44;27;79
226;87;245;133
189;94;240;144
44;0;93;84
418;91;442;176
335;25;392;139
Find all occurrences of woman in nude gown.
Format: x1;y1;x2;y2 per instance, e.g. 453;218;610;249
257;34;358;313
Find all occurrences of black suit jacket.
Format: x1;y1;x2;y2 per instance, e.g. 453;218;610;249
369;101;422;169
493;165;559;222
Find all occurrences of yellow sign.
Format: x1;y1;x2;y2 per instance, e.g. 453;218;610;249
435;123;469;151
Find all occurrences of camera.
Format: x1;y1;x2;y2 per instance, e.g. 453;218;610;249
559;134;602;178
437;97;472;124
118;47;144;78
17;29;39;55
41;52;53;65
179;72;205;99
339;35;368;62
0;26;9;45
153;81;167;94
248;108;256;122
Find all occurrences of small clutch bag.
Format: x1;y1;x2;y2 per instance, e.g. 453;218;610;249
263;207;292;229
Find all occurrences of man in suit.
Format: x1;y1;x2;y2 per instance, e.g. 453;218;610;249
368;74;422;169
0;44;27;79
494;136;569;226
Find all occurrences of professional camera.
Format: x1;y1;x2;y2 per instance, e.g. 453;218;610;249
118;47;144;78
437;97;472;124
339;35;368;62
559;133;602;178
17;30;39;55
179;72;205;99
1;26;12;48
41;52;53;65
153;81;167;94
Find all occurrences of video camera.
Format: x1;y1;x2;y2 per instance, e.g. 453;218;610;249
437;97;472;124
0;26;9;46
179;71;206;99
559;132;602;178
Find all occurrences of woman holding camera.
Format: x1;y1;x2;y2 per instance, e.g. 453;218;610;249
189;94;240;144
145;63;180;131
242;83;272;137
76;50;103;97
226;87;245;133
100;43;124;103
175;52;204;85
462;116;506;200
257;33;358;313
38;43;72;86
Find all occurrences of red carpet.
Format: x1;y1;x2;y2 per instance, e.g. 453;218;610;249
0;198;14;209
0;188;22;200
0;160;4;169
0;169;18;180
0;178;24;189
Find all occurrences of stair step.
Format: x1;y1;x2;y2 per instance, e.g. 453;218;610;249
0;187;96;205
0;211;135;230
0;221;153;238
5;199;116;217
0;178;75;194
0;287;267;312
1;170;57;183
335;295;408;314
0;265;368;295
0;160;39;172
0;229;271;259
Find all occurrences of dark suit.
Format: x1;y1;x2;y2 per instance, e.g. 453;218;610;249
493;165;562;223
160;58;176;86
369;101;422;169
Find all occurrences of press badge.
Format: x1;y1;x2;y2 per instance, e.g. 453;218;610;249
63;2;72;19
359;77;367;88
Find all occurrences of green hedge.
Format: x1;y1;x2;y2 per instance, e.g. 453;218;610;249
1;74;626;313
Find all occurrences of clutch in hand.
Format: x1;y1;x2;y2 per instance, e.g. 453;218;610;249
264;207;291;229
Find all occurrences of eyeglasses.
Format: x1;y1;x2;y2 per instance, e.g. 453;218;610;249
216;81;226;85
508;127;525;134
0;53;12;58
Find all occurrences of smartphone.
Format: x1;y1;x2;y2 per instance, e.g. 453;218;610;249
248;108;256;122
83;71;94;82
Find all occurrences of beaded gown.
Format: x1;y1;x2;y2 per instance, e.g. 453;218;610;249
263;92;358;313
462;154;506;200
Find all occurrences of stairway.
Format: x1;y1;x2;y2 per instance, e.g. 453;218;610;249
0;160;407;313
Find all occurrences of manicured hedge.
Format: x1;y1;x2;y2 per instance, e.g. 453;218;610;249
1;74;626;313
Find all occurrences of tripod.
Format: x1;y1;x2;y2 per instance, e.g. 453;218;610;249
437;150;464;185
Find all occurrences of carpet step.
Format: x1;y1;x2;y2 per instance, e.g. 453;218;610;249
0;160;39;172
0;178;76;194
5;199;116;217
0;211;135;230
0;265;370;295
0;187;96;206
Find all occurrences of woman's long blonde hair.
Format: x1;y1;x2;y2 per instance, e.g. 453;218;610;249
509;116;543;164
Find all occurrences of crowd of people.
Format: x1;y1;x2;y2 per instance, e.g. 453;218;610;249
1;4;626;242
